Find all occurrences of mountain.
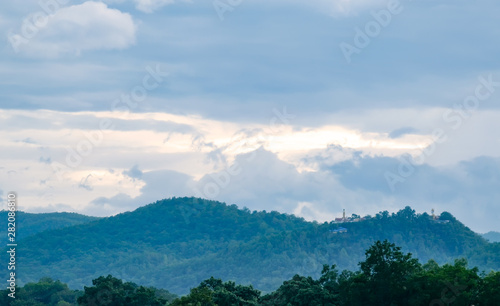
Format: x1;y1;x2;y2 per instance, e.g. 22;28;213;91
10;197;500;295
0;211;100;241
482;231;500;242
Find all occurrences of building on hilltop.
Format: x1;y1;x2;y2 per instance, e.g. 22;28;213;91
333;209;365;223
329;227;348;234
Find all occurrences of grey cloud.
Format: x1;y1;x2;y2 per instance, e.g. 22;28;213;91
78;174;93;191
2;0;500;124
0;113;195;134
21;138;37;144
389;127;418;139
39;156;52;164
123;165;143;180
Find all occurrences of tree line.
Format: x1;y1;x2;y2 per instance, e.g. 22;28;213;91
2;240;499;305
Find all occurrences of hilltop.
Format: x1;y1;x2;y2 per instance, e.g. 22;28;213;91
9;197;500;295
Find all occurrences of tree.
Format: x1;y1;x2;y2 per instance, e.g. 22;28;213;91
77;275;169;306
359;240;421;305
0;278;80;306
260;266;340;306
408;258;481;306
171;277;260;306
478;271;500;305
170;286;215;306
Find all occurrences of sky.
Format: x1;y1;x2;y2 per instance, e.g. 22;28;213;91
1;0;500;233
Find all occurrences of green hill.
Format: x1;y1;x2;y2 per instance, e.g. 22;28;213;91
9;197;500;295
0;211;100;241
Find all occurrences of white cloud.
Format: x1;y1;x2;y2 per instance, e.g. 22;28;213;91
13;1;136;58
134;0;176;13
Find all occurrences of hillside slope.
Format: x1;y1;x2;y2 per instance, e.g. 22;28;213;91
11;197;500;295
0;211;100;241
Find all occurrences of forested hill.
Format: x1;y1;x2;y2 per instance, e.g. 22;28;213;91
10;197;500;295
0;210;100;240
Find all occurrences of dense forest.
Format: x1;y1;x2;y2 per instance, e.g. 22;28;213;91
2;240;499;305
4;197;500;295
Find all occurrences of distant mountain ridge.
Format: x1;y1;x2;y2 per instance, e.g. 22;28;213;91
8;197;500;295
0;211;100;241
482;231;500;242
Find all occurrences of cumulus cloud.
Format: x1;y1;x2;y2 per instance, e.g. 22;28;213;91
192;148;384;220
12;1;136;58
186;148;500;232
87;169;194;215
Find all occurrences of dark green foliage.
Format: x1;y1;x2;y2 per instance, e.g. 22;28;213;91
259;264;339;305
408;259;480;306
0;277;81;305
1;241;499;306
359;240;421;304
170;286;215;306
260;241;499;306
170;276;260;306
77;275;174;306
478;271;500;305
8;199;500;295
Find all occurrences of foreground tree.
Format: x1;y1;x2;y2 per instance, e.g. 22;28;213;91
336;240;421;305
170;277;260;306
361;240;421;304
0;277;80;306
478;271;500;305
77;275;171;306
260;264;339;305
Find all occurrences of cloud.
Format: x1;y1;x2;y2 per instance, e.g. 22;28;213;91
12;1;136;58
134;0;176;13
123;164;143;180
39;156;52;164
389;127;418;139
188;148;500;232
87;169;195;215
78;174;94;191
193;148;368;218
